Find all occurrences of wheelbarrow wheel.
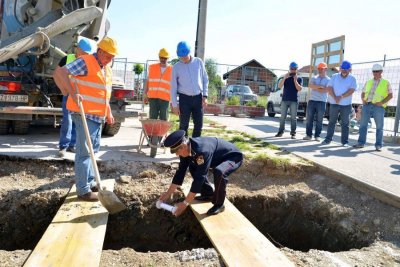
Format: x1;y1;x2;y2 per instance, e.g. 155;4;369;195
150;136;158;158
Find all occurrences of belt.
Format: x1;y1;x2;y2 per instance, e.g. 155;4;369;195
179;93;201;97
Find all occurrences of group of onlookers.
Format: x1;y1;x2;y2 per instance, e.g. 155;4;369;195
275;60;393;152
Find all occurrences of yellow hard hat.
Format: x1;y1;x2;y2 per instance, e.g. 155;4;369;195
98;37;118;56
158;48;170;58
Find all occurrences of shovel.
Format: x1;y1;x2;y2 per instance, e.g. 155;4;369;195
77;97;126;214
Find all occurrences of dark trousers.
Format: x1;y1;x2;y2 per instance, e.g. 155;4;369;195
179;93;203;137
149;98;169;121
197;154;243;205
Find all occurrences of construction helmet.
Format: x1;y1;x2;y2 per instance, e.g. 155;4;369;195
340;60;352;70
317;62;328;69
77;37;95;53
289;62;298;69
98;37;118;56
372;64;383;71
177;41;191;57
159;48;170;58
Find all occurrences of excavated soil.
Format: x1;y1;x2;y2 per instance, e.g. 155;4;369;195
0;155;400;266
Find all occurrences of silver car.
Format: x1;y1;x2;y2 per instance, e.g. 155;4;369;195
226;85;258;105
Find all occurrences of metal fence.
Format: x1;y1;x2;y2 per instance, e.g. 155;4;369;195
111;56;400;137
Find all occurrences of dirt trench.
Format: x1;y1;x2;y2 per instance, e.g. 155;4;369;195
0;155;400;266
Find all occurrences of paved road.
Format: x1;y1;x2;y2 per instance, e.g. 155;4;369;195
207;113;400;208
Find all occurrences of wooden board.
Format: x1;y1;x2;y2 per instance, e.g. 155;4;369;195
187;193;295;267
24;179;115;267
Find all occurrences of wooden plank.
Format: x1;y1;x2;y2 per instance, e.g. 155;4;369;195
24;179;115;267
187;195;295;267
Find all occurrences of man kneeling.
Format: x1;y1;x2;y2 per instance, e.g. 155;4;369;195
159;130;243;216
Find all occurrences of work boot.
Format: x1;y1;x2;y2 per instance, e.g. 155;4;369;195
78;192;99;202
58;148;67;157
67;146;76;153
207;204;225;216
275;132;283;137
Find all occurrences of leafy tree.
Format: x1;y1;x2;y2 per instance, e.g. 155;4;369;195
205;58;224;103
133;63;144;78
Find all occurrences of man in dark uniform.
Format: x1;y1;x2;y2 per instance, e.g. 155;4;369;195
159;130;244;216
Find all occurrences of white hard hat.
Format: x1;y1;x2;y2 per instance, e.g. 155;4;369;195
372;64;383;71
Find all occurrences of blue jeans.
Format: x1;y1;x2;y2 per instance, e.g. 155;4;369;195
278;101;298;135
325;104;352;144
306;100;326;138
59;95;76;149
179;93;203;137
72;114;102;196
357;103;385;147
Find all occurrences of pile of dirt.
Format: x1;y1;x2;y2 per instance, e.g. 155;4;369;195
0;155;399;266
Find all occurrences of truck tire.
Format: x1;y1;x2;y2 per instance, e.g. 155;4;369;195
0;120;10;135
102;121;121;136
267;103;276;117
11;121;30;135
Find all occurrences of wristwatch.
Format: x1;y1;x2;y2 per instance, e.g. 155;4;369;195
183;200;190;207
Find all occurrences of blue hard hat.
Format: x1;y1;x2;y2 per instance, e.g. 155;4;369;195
340;60;352;70
77;37;93;53
164;130;186;153
177;41;191;57
289;62;298;69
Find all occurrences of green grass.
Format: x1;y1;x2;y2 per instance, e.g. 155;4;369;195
167;113;279;155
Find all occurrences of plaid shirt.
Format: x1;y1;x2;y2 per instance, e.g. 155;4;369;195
66;53;105;123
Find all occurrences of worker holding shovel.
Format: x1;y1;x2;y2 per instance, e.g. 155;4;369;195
53;37;119;203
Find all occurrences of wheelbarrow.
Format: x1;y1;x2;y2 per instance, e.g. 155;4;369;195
138;119;172;157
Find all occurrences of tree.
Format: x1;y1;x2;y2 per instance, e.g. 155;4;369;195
133;63;144;78
205;58;223;103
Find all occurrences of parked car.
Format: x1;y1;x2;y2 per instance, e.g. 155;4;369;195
225;85;258;105
267;73;309;118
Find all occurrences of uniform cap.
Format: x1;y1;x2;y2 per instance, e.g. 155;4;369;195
177;41;191;57
159;48;170;58
317;62;328;69
77;37;94;53
98;36;118;56
289;62;298;69
372;64;383;71
340;60;352;70
164;130;186;153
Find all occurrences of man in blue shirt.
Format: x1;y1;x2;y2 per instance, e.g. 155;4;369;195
171;41;209;137
159;130;243;216
275;62;303;139
303;62;330;141
322;60;357;146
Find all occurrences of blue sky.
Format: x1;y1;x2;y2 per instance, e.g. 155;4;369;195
107;0;400;71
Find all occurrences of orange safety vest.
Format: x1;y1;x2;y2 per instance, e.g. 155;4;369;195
147;63;172;101
66;54;112;117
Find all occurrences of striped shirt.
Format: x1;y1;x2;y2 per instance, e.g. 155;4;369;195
65;53;105;123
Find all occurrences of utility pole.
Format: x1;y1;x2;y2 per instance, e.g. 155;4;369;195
195;0;207;61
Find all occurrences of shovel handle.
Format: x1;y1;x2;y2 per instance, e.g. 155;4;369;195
78;97;102;189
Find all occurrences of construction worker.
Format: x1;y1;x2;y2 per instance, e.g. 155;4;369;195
57;37;95;157
303;62;330;141
159;130;244;216
144;48;172;121
353;64;393;151
171;41;209;137
53;36;118;201
322;60;357;146
275;62;303;139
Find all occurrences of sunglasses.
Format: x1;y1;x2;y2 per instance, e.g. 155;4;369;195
372;70;382;73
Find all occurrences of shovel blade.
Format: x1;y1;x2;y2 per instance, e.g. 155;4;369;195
98;190;126;214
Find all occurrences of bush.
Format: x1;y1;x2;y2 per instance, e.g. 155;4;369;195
245;101;257;107
257;96;267;108
226;96;240;106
